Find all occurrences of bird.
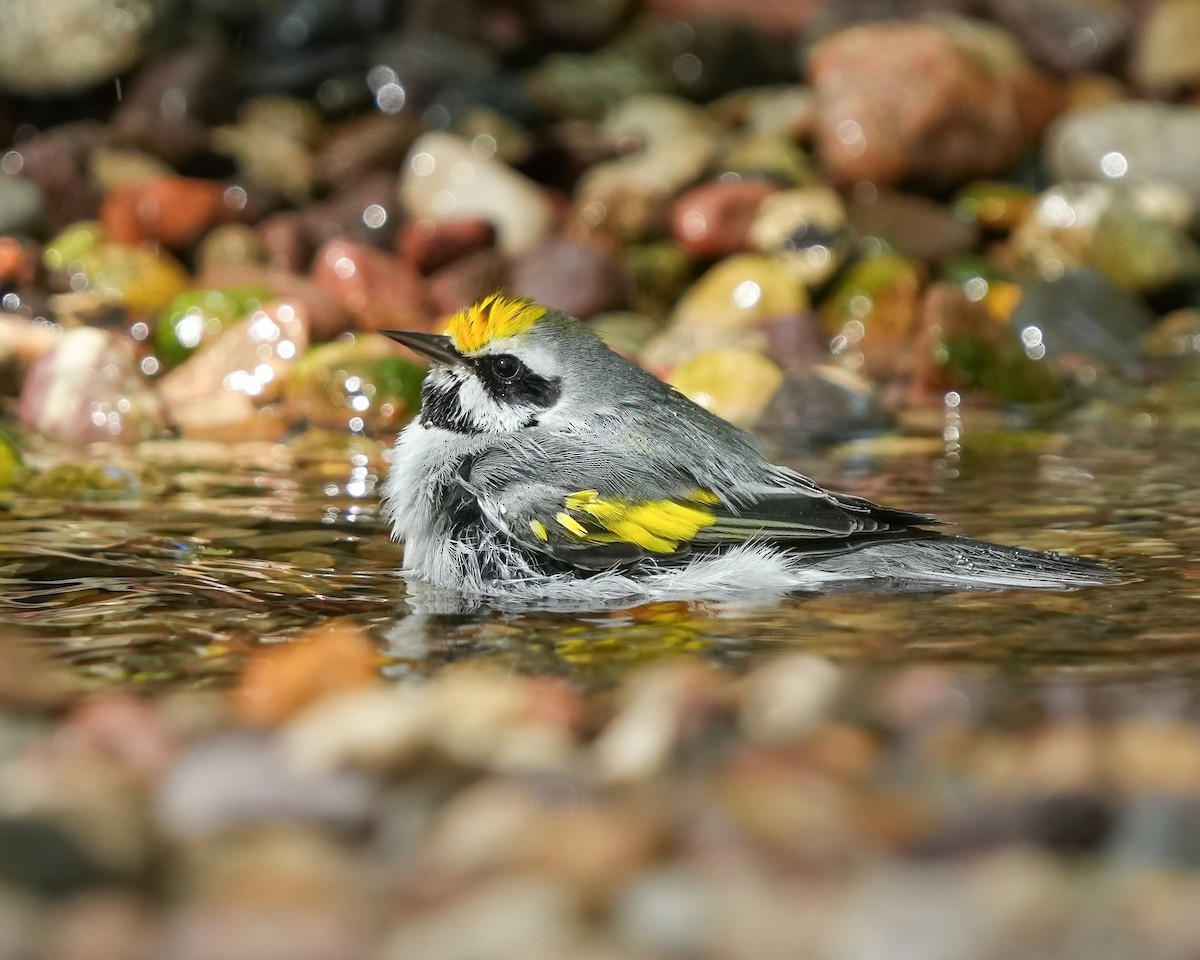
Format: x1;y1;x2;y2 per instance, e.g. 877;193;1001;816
380;292;1115;604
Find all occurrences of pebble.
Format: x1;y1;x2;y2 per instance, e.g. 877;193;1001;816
670;177;781;261
510;238;623;319
311;238;431;334
398;218;497;274
157;285;273;370
642;253;808;368
739;655;843;743
212;98;322;204
668;348;784;428
101;176;229;250
809;19;1058;188
1009;267;1156;377
400;132;554;257
821;255;926;381
43;227;189;316
1047;102;1200;207
0;173;47;236
0;0;157;95
757;365;893;452
196;224;268;274
620;242;695;319
1129;0;1200;92
157;732;375;837
719;132;814;185
157;300;309;438
426;249;512;319
846;188;981;264
234;622;380;728
17;327;167;445
750;186;851;288
109;45;235;166
282;335;425;434
953;181;1036;233
575;95;719;243
314;112;419;190
990;0;1132;75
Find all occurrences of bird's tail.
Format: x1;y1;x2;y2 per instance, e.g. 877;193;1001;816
807;534;1118;591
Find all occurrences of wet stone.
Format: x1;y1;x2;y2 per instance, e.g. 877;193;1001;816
510;237;623;320
398;219;498;275
1129;0;1200;93
283;336;425;434
989;0;1132;75
18;327;167;445
846;189;981;264
670;177;781;262
400;132;554;258
0;173;47;236
1009;267;1156;377
669;348;784;428
101;177;230;251
953;181;1036;233
757;365;892;452
310;238;430;334
196;224;268;274
750;186;852;289
154;284;273;370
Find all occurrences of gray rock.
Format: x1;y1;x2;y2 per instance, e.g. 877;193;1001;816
0;175;46;236
1048;103;1200;208
157;731;376;837
0;0;160;95
758;366;894;453
1009;268;1156;375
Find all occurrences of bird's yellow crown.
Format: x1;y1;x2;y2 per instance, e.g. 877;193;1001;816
445;292;548;353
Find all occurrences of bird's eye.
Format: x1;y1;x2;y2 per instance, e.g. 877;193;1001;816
491;355;522;381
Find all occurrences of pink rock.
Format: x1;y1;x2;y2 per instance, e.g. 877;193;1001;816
398;218;498;274
510;238;623;319
427;249;511;319
671;178;781;261
312;238;432;333
158;300;309;439
18;327;167;444
258;211;312;273
809;21;1063;189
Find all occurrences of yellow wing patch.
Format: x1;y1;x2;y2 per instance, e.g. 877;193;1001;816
556;489;718;553
445;292;548;353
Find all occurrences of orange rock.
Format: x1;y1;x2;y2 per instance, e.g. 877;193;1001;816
0;237;37;286
311;238;432;333
234;621;381;727
102;176;227;249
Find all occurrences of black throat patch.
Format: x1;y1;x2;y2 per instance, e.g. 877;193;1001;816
418;378;481;434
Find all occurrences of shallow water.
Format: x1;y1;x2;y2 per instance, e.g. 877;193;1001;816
2;405;1195;698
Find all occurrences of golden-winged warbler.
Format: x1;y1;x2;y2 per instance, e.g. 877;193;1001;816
381;293;1113;602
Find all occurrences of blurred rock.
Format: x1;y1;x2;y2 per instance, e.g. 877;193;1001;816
758;365;893;451
43;223;189;315
212;97;323;204
620;242;695;319
668;348;784;428
9;122;101;233
710;85;816;140
739;655;843;743
574;95;719;244
427;249;511;318
0;0;158;95
197;224;268;274
588;311;663;358
953;180;1036;233
1048;103;1200;207
399;219;498;274
18;327;167;444
234;621;380;728
155;285;272;370
158;733;375;837
719;131;814;186
847;189;981;264
911;282;1065;406
510;238;623;319
400;132;554;257
110;46;237;166
821;255;926;381
0;174;46;236
1129;0;1200;92
89;147;175;192
644;0;820;36
809;19;1061;189
1009;268;1156;377
670;178;780;261
380;877;587;960
41;892;155;960
315;113;418;189
750;186;852;288
311;238;430;334
102;177;229;250
613;867;716;957
157;300;308;439
0;816;108;897
642;253;808;368
1013;183;1200;292
987;0;1132;75
299;172;402;251
283;335;425;434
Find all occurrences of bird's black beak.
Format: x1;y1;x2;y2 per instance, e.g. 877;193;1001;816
381;331;468;368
